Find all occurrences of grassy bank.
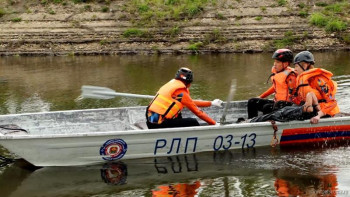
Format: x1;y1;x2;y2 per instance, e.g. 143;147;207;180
0;0;349;56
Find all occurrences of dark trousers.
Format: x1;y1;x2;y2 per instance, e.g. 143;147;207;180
147;117;200;129
247;98;275;119
250;105;330;122
247;98;294;119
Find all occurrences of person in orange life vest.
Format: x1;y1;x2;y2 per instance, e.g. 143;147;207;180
247;49;297;119
146;67;223;129
251;51;339;124
293;51;339;124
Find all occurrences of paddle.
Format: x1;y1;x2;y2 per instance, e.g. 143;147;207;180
80;85;154;100
220;79;237;124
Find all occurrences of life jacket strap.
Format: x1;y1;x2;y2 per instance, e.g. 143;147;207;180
163;102;176;118
294;83;309;96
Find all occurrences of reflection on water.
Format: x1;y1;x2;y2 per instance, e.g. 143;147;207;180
274;171;338;197
152;181;201;197
101;162;128;185
1;146;350;197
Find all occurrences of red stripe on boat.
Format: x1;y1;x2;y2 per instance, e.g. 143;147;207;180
280;125;350;145
282;125;350;136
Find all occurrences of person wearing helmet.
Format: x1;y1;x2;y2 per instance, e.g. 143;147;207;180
146;67;223;129
293;51;339;123
247;49;297;119
251;51;339;124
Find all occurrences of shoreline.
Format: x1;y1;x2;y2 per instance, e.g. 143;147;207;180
0;0;349;56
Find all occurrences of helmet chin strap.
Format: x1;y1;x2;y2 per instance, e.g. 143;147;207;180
276;62;288;73
298;62;310;71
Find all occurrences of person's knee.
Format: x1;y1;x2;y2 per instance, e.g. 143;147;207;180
248;98;259;105
262;104;273;114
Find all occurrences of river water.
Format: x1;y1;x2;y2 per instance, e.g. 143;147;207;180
0;52;350;196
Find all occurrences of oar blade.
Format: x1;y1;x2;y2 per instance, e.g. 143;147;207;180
81;85;117;99
81;85;154;100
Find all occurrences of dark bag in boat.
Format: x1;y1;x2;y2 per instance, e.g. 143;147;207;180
250;105;317;122
0;124;28;135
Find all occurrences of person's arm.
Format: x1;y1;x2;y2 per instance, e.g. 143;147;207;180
259;86;274;98
180;92;216;125
310;110;325;124
193;100;211;107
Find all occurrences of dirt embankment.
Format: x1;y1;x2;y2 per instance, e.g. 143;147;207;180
0;0;349;56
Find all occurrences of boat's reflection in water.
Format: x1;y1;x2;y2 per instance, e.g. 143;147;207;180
100;162;128;185
1;146;349;197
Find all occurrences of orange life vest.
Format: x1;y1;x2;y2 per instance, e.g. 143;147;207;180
148;79;187;123
296;68;339;116
270;66;297;102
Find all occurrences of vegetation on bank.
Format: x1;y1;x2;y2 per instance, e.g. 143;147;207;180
123;0;217;25
310;1;349;32
0;7;5;17
0;0;349;54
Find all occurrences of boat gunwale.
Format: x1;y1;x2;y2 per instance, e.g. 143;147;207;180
1;116;350;140
0;100;248;118
0;106;147;118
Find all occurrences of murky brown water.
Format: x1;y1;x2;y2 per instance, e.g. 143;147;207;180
0;52;350;197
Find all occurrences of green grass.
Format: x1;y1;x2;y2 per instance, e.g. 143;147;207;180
273;30;295;48
255;16;262;21
277;0;286;6
187;41;203;52
341;33;350;44
315;2;328;7
84;5;92;11
203;29;227;44
215;12;226;20
310;12;328;27
125;0;216;24
167;26;181;37
11;17;22;22
325;19;347;32
299;10;308;18
48;8;56;14
297;3;306;9
101;6;109;12
122;28;146;38
325;3;344;14
138;4;150;12
0;8;5;18
100;39;107;45
309;1;349;33
53;0;63;4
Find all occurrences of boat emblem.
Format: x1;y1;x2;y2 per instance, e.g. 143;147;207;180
100;139;128;161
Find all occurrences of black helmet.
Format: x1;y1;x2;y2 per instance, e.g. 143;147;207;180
293;51;315;65
175;67;193;84
272;49;293;63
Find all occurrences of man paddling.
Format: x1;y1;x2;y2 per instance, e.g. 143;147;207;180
146;67;223;129
251;51;339;124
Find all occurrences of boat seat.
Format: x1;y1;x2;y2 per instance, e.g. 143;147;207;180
132;122;149;130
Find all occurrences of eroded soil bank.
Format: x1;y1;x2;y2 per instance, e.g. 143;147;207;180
0;0;349;56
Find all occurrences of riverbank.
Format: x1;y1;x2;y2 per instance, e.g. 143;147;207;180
0;0;349;56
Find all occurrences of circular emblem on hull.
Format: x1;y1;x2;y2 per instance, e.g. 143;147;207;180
100;139;127;161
